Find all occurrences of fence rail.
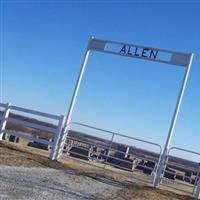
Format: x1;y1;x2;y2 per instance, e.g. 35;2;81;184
10;105;61;120
6;117;57;134
0;102;64;160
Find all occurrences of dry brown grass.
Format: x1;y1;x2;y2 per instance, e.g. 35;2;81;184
0;140;65;169
0;140;195;200
108;184;194;200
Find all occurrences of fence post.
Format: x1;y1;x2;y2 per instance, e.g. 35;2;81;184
195;180;200;199
104;133;114;169
0;103;11;140
153;149;168;188
52;116;67;160
54;122;68;160
193;164;200;199
49;115;65;160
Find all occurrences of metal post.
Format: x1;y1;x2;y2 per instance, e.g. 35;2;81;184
0;103;11;140
104;133;115;169
64;48;91;128
193;164;200;195
56;37;92;158
195;180;200;199
153;53;194;188
54;121;67;159
49;115;65;160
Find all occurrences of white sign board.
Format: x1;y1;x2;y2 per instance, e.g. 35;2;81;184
89;38;191;67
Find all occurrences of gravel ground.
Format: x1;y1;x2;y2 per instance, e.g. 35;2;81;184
0;165;121;200
0;142;195;200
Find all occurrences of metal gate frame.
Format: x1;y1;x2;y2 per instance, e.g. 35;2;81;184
161;146;200;197
59;122;162;185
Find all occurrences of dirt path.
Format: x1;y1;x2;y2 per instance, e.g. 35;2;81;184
0;165;120;200
0;141;195;200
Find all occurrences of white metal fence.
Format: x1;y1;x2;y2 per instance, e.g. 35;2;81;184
59;122;163;185
1;102;200;198
56;122;200;198
0;102;65;160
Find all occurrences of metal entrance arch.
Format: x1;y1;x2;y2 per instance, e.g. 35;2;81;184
58;37;193;188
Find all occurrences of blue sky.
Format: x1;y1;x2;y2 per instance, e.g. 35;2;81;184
1;1;200;159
